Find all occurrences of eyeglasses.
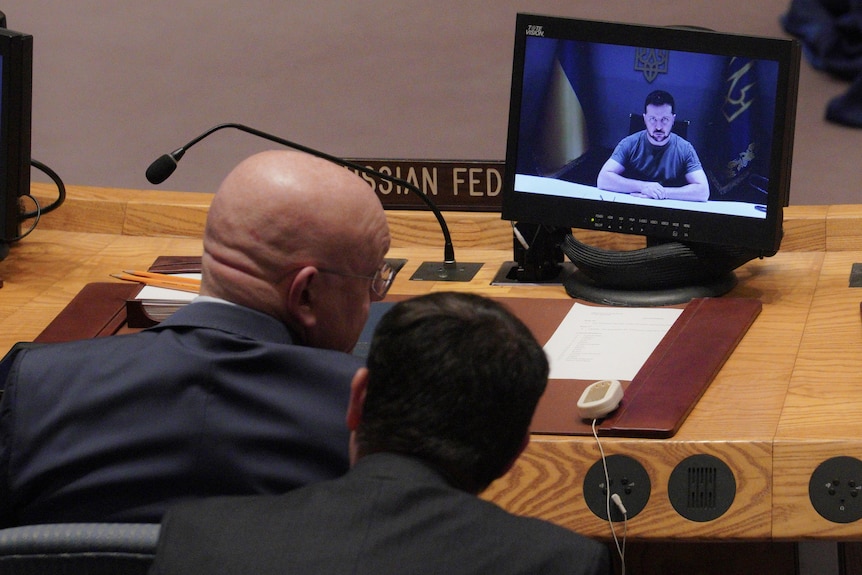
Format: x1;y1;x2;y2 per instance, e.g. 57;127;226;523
645;115;674;126
317;260;396;300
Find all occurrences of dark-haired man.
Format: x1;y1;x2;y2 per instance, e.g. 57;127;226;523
150;292;610;575
598;89;709;201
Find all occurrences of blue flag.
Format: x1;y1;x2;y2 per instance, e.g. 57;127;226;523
704;57;766;203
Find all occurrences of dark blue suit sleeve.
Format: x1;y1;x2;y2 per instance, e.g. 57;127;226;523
0;343;46;526
0;345;26;527
0;343;44;393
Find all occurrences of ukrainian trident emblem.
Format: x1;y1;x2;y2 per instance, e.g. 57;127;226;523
634;48;669;83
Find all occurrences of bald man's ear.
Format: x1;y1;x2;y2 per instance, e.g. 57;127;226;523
284;266;319;332
346;367;369;431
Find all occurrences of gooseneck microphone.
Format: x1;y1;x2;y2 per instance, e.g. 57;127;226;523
145;123;481;282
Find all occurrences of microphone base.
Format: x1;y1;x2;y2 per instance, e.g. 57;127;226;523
409;261;483;282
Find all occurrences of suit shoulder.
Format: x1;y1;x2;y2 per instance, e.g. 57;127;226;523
476;500;610;573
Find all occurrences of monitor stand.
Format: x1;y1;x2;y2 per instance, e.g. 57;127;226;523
492;223;573;285
563;268;738;307
561;234;759;306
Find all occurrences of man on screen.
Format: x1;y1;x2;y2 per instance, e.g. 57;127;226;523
597;90;709;202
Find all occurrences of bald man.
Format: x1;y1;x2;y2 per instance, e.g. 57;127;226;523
0;150;391;527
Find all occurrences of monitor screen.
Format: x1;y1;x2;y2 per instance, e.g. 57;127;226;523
500;14;800;304
0;25;32;258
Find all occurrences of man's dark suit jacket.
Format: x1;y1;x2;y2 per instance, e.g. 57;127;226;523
0;300;362;526
151;453;611;575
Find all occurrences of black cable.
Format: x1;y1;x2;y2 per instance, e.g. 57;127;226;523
10;194;39;241
19;158;66;220
4;159;66;244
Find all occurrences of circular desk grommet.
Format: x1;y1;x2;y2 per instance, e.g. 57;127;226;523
809;456;862;524
668;454;736;522
583;454;650;521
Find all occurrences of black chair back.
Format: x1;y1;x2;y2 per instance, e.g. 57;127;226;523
0;523;160;575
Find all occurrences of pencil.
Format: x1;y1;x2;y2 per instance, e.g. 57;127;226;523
122;270;201;285
112;270;201;293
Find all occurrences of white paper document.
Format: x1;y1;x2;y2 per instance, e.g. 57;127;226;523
543;303;683;381
135;273;201;303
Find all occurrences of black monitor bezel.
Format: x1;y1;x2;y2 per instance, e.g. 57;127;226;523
501;13;800;256
0;26;32;245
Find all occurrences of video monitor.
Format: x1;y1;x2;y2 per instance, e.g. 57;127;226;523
500;14;800;305
0;24;32;261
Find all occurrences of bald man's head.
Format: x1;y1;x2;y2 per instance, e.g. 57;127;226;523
200;150;390;350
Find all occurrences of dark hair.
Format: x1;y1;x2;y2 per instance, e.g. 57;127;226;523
644;90;675;114
356;292;549;493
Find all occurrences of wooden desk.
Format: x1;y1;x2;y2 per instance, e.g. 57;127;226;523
4;185;862;572
773;249;862;540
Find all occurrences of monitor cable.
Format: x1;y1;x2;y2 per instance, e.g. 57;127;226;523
511;221;530;251
12;158;66;241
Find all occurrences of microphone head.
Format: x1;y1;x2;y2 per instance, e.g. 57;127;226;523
146;153;179;184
